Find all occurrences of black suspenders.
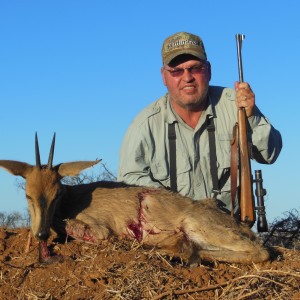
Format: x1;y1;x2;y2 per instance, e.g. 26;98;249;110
168;123;178;192
206;117;220;195
168;117;220;195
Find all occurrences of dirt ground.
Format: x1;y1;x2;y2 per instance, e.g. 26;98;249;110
0;227;299;300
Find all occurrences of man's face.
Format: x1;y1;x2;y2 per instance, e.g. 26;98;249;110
161;55;211;111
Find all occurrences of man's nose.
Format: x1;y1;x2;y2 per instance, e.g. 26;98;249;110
182;68;194;80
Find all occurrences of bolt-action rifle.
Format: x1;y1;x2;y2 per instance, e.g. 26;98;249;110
234;34;268;232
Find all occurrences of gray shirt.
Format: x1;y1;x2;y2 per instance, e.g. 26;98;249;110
118;86;282;212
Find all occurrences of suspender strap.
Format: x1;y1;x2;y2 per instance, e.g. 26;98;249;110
207;117;220;195
168;118;221;196
168;123;177;192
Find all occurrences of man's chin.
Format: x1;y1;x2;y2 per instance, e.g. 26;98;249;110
181;99;207;111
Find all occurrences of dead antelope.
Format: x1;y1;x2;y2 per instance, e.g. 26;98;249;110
0;134;270;265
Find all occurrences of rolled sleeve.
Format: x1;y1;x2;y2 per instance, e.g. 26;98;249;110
118;117;163;188
248;106;282;164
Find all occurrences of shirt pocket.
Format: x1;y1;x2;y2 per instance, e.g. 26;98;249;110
151;156;192;189
176;156;192;189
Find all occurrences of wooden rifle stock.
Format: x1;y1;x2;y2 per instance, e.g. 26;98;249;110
238;107;255;225
235;34;255;226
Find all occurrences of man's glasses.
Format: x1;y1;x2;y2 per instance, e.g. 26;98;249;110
164;63;208;77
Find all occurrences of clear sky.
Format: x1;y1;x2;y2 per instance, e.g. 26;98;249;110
0;1;298;223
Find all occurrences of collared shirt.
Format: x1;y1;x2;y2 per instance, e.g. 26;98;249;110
118;86;282;212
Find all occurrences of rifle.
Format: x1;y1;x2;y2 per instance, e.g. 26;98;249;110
235;34;268;232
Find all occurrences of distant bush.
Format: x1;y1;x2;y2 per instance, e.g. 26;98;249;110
262;209;300;250
0;209;30;228
62;162;116;185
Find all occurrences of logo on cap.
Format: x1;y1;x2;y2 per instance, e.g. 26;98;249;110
162;32;207;65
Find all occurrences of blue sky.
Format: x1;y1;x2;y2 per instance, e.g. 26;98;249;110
0;1;299;223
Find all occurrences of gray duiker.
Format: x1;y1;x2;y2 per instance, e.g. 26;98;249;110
0;134;269;265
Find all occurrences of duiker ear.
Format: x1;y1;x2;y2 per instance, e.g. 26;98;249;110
0;160;33;178
56;160;101;177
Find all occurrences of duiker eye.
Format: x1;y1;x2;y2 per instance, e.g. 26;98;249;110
26;194;32;200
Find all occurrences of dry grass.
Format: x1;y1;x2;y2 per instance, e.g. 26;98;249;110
0;227;300;299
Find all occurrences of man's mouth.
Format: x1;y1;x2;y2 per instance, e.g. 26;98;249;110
182;86;197;93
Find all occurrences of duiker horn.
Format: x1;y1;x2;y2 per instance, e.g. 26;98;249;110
35;132;41;169
47;133;56;169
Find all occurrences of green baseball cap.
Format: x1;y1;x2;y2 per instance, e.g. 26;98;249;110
161;32;207;65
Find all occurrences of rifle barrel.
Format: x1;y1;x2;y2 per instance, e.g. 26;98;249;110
236;34;245;83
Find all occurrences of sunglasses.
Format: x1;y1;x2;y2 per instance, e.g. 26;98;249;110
164;62;208;77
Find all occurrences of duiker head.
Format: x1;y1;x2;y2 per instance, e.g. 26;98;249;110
0;133;100;241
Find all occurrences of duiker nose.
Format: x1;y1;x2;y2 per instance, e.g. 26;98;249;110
37;231;49;241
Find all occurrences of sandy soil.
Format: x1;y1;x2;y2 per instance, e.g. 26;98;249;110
0;227;299;300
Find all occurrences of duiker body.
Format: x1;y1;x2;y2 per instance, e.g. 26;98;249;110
0;134;269;265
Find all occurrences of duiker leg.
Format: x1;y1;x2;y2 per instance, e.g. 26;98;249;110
181;199;270;264
65;219;110;244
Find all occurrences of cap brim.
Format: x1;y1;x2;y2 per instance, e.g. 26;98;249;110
164;49;207;65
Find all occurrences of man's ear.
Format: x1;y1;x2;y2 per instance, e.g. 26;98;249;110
161;67;167;86
207;61;212;81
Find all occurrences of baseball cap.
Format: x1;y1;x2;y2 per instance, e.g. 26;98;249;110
162;32;207;65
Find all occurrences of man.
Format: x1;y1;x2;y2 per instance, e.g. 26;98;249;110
118;32;282;214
